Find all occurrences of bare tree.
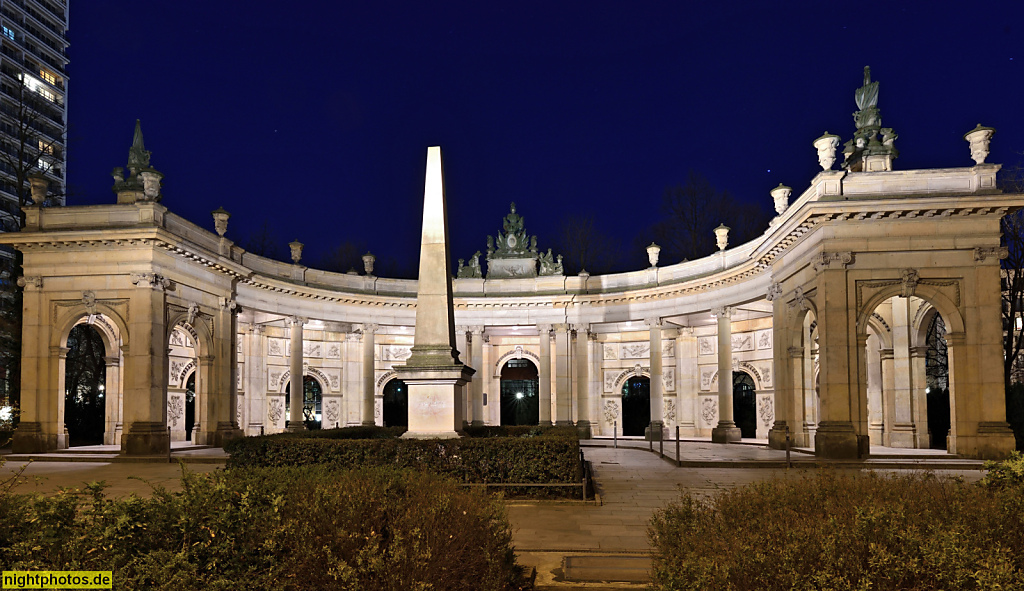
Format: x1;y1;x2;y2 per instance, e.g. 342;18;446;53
1001;161;1024;388
242;220;284;261
647;172;771;266
554;214;622;275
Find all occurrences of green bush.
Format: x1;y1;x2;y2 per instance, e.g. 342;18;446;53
649;470;1024;590
267;425;408;440
462;425;580;439
226;436;582;487
0;466;532;590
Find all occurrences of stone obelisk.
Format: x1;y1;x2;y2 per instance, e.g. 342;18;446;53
396;146;475;439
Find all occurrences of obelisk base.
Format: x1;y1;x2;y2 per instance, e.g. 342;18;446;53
396;364;475;439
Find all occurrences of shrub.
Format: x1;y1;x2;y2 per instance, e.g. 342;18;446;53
0;466;532;590
265;425;408;440
649;470;1024;590
226;436;581;486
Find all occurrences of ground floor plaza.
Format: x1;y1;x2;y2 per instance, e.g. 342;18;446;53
3;73;1021;460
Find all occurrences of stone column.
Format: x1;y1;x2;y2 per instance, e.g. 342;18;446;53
767;288;791;450
344;331;362;425
889;297;916;447
588;331;602;436
482;334;495;424
245;324;266;436
195;354;213;444
361;323;378;426
814;266;863;459
537;324;552;426
56;346;68;449
553;323;572;426
880;348;895;446
12;278;54;453
574;324;591;437
909;345;930;448
287;316;305;431
711;307;740;443
646;317;664;440
676;327;698;436
213;298;242;446
103;355;122;445
470;326;485;426
456;327;469;425
865;334;884;445
122;274;170;455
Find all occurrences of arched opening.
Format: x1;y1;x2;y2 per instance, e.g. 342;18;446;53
184;372;196;441
64;324;106;447
924;313;950;450
500;359;539;426
285;376;323;430
383;378;408;427
733;372;757;439
621;376;650;436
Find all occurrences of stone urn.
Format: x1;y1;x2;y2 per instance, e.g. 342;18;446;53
289;240;304;264
963;124;995;165
714;224;730;251
362;252;376;275
770;184;792;215
813;132;840;170
646;243;661;267
211;207;230;237
27;172;48;205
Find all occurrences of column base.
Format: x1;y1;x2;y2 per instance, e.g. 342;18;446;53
470;420;486;427
711;421;741;443
361;420;376;427
11;422;57;453
767;423;790;450
555;420;575;427
645;421;664;441
954;422;1017;459
814;421;863;459
213;422;244;447
121;421;170;456
285;422;306;433
576;420;592;439
402;430;462;440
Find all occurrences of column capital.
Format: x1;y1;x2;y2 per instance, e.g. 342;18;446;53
130;272;172;291
909;345;928;358
286;316;306;327
247;322;265;335
552;323;570;333
571;323;590;334
588;330;599;341
360;322;379;334
455;325;470;334
218;296;239;313
712;307;732;319
787;346;804;358
678;326;695;337
879;348;895;361
536;323;552;334
469;325;485;335
644;316;663;328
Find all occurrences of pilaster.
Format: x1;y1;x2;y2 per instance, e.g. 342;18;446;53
537;324;552;426
711;307;740;443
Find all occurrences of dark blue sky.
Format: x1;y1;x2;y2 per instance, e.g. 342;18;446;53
66;2;1024;275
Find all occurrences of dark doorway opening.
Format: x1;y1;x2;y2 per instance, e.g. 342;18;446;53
925;313;950;450
184;372;196;441
621;376;650;436
500;359;539;426
733;372;757;439
285;376;323;430
64;324;106;447
383;378;408;427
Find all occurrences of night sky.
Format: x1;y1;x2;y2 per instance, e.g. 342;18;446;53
66;2;1024;277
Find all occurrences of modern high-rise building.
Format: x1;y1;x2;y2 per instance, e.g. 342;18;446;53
0;0;68;226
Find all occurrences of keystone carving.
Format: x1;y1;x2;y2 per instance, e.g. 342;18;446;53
82;291;97;315
186;302;199;325
900;268;919;298
16;276;41;289
766;282;782;302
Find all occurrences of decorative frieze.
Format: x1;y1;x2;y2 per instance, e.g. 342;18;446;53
756;329;772;350
620;342;650;359
697;337;715;356
731;332;754;352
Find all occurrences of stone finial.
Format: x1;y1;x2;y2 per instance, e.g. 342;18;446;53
770;184;791;215
362;252;376;276
289;240;304;264
964;124;995;165
27;172;48;205
714;224;730;251
211;207;230;237
113;120;163;203
127;119;151;173
813;132;840;170
646;243;661;267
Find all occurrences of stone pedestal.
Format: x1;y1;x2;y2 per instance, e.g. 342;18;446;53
814;421;862;459
122;421;171;456
11;422;55;454
398;364;474;439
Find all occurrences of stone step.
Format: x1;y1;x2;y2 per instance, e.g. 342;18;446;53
562;555;650;584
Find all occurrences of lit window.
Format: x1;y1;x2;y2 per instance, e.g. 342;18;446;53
1;26;13;41
37;140;53;155
1016;317;1023;331
38;69;56;86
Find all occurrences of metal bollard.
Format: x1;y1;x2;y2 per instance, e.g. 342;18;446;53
613;420;618;449
260;425;264;436
649;423;653;452
675;425;681;468
659;431;664;458
786;426;792;469
167;426;172;463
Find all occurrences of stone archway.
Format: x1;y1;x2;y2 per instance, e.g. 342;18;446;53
63;323;107;447
733;371;757;439
500;358;539;426
621;375;651;436
382;377;408;427
285;375;324;429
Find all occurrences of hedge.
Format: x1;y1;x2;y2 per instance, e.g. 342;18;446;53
226;436;582;486
0;466;533;590
649;463;1024;590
